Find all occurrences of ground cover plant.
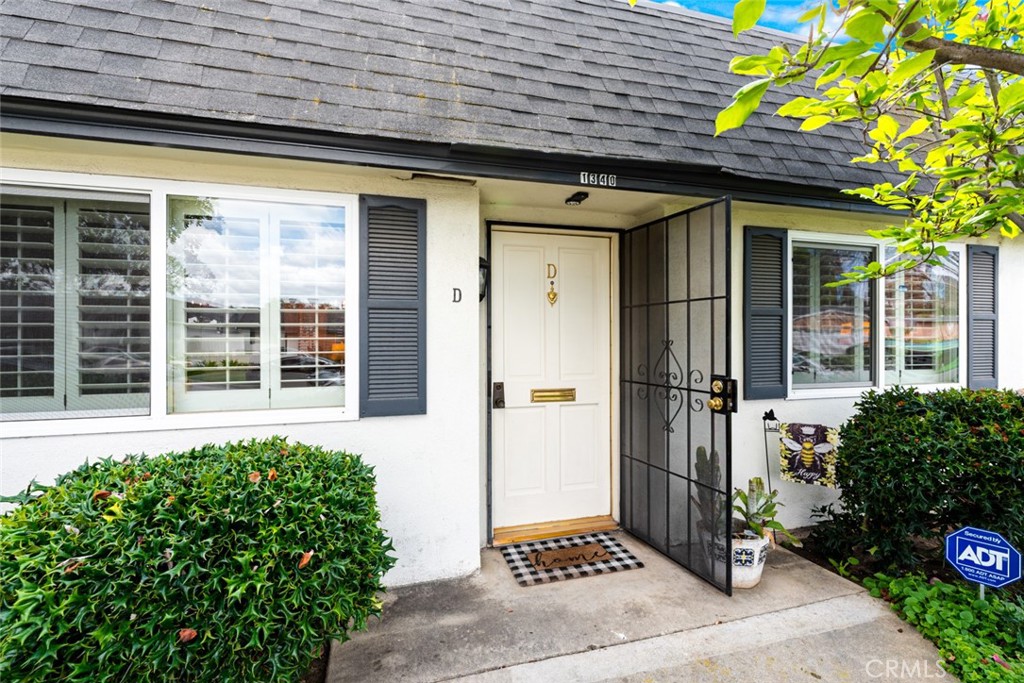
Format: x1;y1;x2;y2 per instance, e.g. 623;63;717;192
864;574;1024;682
782;386;1024;680
0;436;396;682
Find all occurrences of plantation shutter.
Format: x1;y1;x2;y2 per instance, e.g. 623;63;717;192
744;227;788;399
967;245;998;389
360;196;426;417
0;200;59;409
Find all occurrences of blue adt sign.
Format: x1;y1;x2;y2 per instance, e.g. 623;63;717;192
945;526;1021;589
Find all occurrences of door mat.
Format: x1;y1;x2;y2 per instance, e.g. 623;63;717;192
500;531;643;587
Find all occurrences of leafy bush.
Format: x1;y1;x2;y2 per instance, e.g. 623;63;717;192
0;437;396;682
865;574;1024;682
812;386;1024;568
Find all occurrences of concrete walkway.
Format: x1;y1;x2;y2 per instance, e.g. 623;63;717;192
327;533;949;682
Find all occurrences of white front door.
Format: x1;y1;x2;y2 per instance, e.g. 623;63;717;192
492;230;612;529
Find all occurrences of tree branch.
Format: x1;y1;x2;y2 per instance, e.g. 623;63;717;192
904;34;1024;75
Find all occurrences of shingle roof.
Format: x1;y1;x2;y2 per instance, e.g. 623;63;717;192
0;0;884;191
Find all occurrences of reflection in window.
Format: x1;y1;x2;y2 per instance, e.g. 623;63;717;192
167;197;346;413
791;243;874;387
885;250;959;385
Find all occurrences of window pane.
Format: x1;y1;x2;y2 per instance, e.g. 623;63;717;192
279;214;346;391
2;192;151;420
1;203;56;404
792;244;873;387
167;197;346;413
75;206;151;401
169;199;262;401
885;250;959;384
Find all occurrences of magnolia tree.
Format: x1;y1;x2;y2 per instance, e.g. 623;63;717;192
713;0;1023;280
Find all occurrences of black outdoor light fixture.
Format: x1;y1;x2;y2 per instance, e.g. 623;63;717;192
479;256;489;301
564;191;589;206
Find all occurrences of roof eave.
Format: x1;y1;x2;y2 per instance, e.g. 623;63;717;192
0;96;892;215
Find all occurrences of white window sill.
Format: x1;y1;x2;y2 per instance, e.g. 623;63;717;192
786;380;965;401
786;387;874;401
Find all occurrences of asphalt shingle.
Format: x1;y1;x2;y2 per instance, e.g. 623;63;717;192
0;0;890;190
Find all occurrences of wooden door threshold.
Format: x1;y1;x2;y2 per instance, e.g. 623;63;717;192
492;515;618;546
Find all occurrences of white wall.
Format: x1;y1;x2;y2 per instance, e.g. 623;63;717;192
0;134;484;586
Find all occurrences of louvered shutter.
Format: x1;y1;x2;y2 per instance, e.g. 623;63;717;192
744;227;788;399
967;245;998;389
360;196;426;417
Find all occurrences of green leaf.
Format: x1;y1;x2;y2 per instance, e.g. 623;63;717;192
821;40;871;62
896;117;932;142
776;96;819;117
997;79;1024;111
845;10;886;44
800;115;833;131
715;79;770;135
890;50;936;85
876;114;898;142
730;54;779;76
733;0;766;36
798;3;825;23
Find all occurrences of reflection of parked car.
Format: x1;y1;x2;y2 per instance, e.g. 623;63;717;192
80;345;150;369
280;353;344;387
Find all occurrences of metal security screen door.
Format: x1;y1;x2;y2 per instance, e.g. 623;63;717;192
621;198;734;594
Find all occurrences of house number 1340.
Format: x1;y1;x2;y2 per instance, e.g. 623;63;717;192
579;172;616;187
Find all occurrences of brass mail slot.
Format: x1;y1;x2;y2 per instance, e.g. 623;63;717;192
531;388;576;403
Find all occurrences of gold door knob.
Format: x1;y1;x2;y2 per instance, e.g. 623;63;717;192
707;397;724;412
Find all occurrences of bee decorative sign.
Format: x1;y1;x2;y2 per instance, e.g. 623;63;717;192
779;423;839;488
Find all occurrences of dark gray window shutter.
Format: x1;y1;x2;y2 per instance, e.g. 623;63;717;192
967;245;998;389
360;196;426;416
744;227;788;399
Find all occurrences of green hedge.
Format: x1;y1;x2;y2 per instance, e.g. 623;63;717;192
0;437;396;682
812;386;1024;568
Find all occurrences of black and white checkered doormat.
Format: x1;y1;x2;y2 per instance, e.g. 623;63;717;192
500;531;644;587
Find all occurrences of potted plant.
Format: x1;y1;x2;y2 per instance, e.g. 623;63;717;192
731;477;801;588
692;446;728;579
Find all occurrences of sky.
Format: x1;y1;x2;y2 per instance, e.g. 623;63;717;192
653;0;818;34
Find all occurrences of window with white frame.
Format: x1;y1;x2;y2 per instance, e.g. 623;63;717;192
884;248;959;386
744;227;970;400
1;174;426;431
791;242;875;387
1;188;151;419
166;196;349;413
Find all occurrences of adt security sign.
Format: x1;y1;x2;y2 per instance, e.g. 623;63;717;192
945;526;1021;589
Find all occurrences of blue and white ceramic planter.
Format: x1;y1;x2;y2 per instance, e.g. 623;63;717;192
732;533;771;588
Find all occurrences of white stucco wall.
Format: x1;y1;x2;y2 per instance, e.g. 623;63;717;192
0;135;484;587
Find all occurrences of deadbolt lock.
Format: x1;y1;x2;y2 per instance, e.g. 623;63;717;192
708;375;737;415
492;382;505;409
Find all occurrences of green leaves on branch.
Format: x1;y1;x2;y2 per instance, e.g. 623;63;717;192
718;0;1023;276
